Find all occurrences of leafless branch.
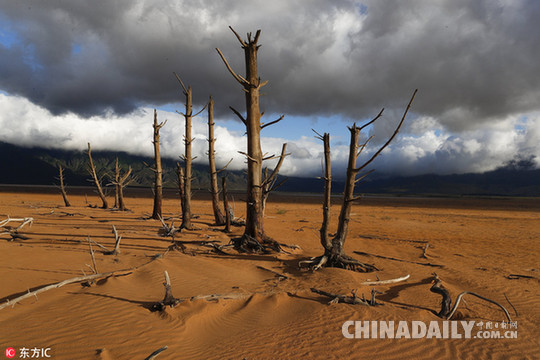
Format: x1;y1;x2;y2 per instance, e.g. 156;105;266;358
261;115;285;130
215;48;249;86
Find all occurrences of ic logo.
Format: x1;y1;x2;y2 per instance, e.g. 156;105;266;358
4;347;16;359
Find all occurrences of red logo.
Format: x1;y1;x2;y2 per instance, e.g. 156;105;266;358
5;348;16;359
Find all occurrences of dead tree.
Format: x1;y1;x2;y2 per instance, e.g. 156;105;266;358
217;27;286;252
300;89;417;272
222;176;231;233
111;158;132;211
175;162;185;217
207;96;232;225
315;131;332;253
173;72;207;230
262;143;289;216
146;110;166;220
56;164;71;207
87;143;108;209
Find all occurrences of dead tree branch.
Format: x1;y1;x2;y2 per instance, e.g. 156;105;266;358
354;89;417;174
0;270;133;310
430;274;511;321
56;164;71;207
1;217;34;241
310;288;372;305
353;251;444;268
262;143;289;215
360;274;410;286
144;346;168;360
152;271;181;311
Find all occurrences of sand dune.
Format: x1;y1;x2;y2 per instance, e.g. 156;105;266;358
1;191;538;359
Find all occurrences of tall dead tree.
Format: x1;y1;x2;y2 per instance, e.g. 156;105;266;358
314;131;331;252
87;143;108;209
147;109;166;220
56;164;71;207
207;96;226;225
300;89;417;272
173;73;207;230
111;157;132;211
217;27;286;251
175;162;185;216
222;176;231;233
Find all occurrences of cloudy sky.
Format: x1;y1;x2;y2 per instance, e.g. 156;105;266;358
0;0;539;178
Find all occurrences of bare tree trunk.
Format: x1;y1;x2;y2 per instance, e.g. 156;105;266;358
113;158;120;208
173;73;206;230
208;96;226;225
150;109;166;220
87;143;108;209
222;176;231;233
317;132;331;251
176;162;185;217
217;27;285;252
331;124;362;257
57;164;71;207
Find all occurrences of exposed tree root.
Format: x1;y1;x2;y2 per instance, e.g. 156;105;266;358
299;253;378;272
230;234;282;253
152;271;181;311
430;273;512;321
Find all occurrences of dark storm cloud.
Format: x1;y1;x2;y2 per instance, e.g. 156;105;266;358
1;0;537;126
0;0;539;176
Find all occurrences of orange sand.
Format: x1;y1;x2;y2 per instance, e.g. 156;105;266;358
0;191;539;359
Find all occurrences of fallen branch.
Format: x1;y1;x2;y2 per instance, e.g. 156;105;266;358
421;243;430;259
430;273;512;321
354;251;444;268
360;274;410;286
0;270;133;310
0;217;34;230
504;293;519;317
507;274;536;280
189;293;251;301
1;217;34;240
447;291;512;321
310;288;371;305
144;346;168;360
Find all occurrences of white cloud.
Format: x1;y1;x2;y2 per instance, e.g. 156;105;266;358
1;93;538;179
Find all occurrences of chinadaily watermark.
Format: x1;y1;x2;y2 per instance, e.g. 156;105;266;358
342;320;518;339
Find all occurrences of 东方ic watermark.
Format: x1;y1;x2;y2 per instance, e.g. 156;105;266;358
342;320;518;339
4;347;52;359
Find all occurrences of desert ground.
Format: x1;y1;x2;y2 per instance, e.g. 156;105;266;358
1;188;539;359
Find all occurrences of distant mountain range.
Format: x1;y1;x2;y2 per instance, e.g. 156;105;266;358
1;141;539;197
